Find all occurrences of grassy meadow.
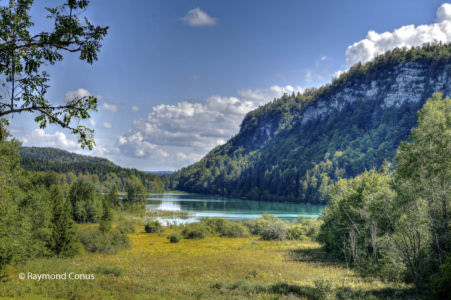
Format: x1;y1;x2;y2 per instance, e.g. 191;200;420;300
0;219;414;300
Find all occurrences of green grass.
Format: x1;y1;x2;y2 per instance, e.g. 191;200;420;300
0;225;414;300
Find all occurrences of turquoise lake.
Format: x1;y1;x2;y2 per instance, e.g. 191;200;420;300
146;193;325;223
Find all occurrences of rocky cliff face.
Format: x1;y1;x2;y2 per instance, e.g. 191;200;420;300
173;45;451;203
241;60;451;147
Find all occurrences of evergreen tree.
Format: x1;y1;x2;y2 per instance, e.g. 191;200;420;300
106;185;120;208
69;179;102;223
48;185;80;257
99;196;112;233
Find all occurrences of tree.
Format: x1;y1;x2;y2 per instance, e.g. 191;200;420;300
69;178;102;222
126;179;147;205
106;185;120;208
0;0;108;148
48;184;81;257
317;168;395;269
99;195;112;232
394;92;451;283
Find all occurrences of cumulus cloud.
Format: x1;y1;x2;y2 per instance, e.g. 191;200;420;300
103;122;112;129
22;129;78;149
181;7;216;27
103;102;118;112
131;105;140;112
346;3;451;65
117;85;303;169
64;88;90;103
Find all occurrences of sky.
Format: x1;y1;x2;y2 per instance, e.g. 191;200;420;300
5;0;451;171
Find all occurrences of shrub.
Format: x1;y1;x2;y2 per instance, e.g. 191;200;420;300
201;217;228;233
290;217;323;240
167;232;182;243
220;222;249;238
245;217;269;236
287;224;309;241
182;222;209;239
431;256;451;299
145;220;163;233
260;220;288;241
77;228;130;254
200;217;249;237
313;279;335;300
244;214;289;240
116;220;136;234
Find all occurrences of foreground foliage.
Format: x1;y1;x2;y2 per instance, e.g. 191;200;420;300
318;93;451;294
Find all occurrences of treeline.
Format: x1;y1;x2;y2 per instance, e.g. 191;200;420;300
20;147;165;193
170;43;451;203
318;93;450;297
0;133;155;273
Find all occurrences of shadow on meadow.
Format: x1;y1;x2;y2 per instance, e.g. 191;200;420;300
211;279;419;300
288;247;343;266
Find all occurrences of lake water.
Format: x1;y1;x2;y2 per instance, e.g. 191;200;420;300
146;193;325;224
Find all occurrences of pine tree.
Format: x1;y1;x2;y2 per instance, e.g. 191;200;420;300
48;185;80;257
107;185;120;208
99;196;112;233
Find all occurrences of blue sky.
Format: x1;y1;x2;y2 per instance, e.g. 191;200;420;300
8;0;451;170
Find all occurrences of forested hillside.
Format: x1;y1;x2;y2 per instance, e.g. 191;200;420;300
20;147;164;193
170;44;451;203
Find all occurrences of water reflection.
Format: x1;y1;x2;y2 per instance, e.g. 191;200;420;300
147;193;325;224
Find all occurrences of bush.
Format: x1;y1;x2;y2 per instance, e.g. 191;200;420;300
116;220;136;234
220;222;249;238
145;220;163;233
201;217;228;233
77;228;130;254
259;220;288;241
167;232;182;243
289;217;323;240
245;217;269;236
287;224;309;241
431;256;451;299
182;222;209;239
200;217;249;237
313;279;335;300
244;214;289;240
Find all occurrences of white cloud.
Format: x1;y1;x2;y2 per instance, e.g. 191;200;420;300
117;85;303;168
103;102;118;112
103;122;112;129
131;105;140;112
22;129;78;149
346;3;451;66
64;88;90;103
181;7;216;27
89;119;96;127
437;3;451;22
333;69;345;79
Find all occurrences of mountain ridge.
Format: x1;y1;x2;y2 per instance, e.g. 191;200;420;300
170;44;451;203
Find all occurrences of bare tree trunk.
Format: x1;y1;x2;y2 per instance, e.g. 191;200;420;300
370;219;378;264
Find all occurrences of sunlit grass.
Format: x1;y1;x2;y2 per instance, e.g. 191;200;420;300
0;226;412;299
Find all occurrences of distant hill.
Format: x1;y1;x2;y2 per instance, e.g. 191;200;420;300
146;171;174;175
20;147;116;166
20;146;165;192
170;44;451;203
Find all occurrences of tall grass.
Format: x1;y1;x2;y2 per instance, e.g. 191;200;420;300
1;225;413;299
